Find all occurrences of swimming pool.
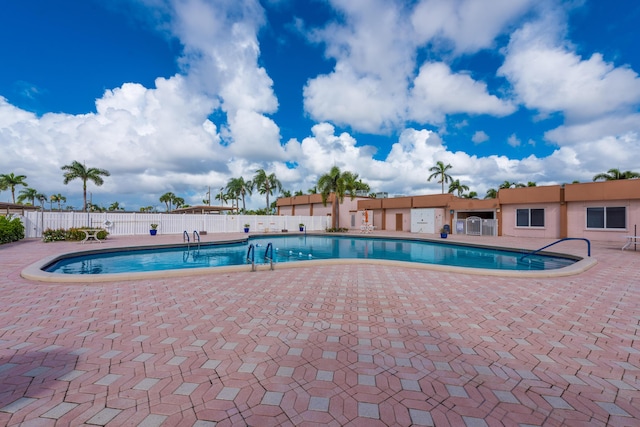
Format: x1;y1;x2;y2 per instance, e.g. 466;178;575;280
42;235;578;275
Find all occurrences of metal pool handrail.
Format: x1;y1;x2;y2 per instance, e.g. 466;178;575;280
193;230;201;250
264;242;274;270
520;238;591;261
247;244;255;272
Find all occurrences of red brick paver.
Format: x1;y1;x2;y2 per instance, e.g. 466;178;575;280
1;233;639;426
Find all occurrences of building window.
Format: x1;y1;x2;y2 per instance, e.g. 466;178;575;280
586;207;626;229
516;208;545;227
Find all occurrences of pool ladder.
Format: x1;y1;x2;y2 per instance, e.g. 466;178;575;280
246;242;274;272
183;230;201;251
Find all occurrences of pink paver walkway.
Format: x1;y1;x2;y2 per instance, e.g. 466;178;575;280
0;233;639;426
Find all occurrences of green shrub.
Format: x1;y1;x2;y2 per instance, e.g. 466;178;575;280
66;228;87;241
43;227;108;242
42;228;68;242
325;227;349;233
0;216;25;244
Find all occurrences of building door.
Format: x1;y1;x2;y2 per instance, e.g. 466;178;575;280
396;213;403;231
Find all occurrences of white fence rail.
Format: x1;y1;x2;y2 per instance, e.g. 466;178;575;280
22;212;330;239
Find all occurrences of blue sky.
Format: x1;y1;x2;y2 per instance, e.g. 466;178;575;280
1;0;640;210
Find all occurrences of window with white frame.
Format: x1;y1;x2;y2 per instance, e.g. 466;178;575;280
516;208;545;227
586;207;626;229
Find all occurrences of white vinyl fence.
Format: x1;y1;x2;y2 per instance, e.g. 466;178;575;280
22;211;330;239
455;217;498;236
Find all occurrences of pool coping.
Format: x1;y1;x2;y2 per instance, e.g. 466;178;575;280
20;234;597;283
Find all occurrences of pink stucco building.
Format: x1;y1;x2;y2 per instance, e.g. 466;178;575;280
276;179;640;242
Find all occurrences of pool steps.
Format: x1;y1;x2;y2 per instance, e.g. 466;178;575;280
247;242;275;272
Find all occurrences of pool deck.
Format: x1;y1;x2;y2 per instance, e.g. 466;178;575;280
0;232;639;426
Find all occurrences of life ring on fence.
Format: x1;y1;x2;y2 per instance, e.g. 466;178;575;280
103;220;113;228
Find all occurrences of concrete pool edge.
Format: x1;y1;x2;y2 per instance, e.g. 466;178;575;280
20;235;597;284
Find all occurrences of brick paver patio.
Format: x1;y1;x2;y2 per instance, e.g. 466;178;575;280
0;233;639;426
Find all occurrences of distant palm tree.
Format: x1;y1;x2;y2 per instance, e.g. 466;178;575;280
592;168;640;181
253;169;282;213
342;171;370;196
447;179;470;197
226;177;253;212
427;161;453;194
173;197;185;209
526;181;537;187
499;181;525;189
317;166;358;229
50;193;67;211
308;186;318;194
17;187;37;205
0;172;28;203
61;161;110;212
294;190;304;196
484;188;498;199
159;192;176;212
88;203;102;212
214;192;229;205
17;187;46;206
108;201;123;211
462;191;478;199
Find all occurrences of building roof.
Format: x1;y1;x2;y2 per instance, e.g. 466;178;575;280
0;202;41;215
170;205;236;214
564;179;640;202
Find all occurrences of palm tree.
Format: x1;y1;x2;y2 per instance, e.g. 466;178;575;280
108;201;123;211
17;187;46;206
462;191;478;199
308;186;318;194
592;168;640;181
91;203;107;212
17;187;37;205
173;197;185;208
50;193;67;211
214;192;229;205
342;171;370;196
484;188;498;199
253;169;282;213
226;177;253;212
427;161;453;194
0;173;28;203
159;192;176;212
317;166;357;229
447;179;469;197
61;161;110;212
499;181;525;189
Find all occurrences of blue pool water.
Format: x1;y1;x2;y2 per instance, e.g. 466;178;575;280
44;235;577;275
